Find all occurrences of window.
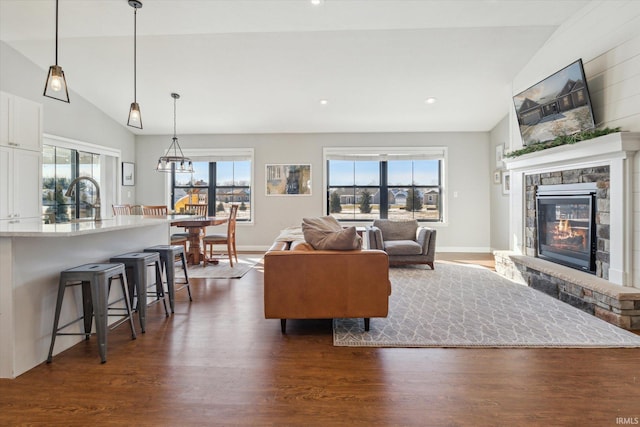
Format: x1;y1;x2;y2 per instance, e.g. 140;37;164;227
42;144;100;222
325;147;445;222
171;149;253;221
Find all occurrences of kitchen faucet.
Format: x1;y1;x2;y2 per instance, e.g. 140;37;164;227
65;176;102;222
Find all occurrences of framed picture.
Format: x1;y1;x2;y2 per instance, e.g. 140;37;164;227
266;164;311;196
495;144;504;169
493;170;502;185
122;162;135;186
502;171;510;195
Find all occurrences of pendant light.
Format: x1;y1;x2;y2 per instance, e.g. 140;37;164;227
156;93;194;173
127;0;143;129
43;0;70;103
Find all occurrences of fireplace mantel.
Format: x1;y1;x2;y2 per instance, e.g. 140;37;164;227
503;132;640;287
505;132;640;172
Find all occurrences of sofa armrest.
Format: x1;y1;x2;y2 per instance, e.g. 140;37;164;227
366;226;384;250
416;227;437;257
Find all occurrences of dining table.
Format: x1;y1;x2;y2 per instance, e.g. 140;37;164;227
171;216;228;265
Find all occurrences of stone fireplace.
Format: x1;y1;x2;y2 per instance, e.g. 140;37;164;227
496;132;640;329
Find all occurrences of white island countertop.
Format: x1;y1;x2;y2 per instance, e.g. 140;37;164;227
0;214;194;237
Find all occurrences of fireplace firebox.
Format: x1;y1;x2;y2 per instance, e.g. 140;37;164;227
536;183;597;274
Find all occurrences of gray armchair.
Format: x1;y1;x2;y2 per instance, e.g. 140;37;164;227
366;219;436;269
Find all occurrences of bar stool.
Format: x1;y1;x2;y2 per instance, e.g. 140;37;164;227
144;245;191;313
110;252;169;333
47;263;137;364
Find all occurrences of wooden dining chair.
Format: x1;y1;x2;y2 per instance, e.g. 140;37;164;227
142;205;188;251
112;204;132;215
202;204;239;267
141;205;168;216
185;203;207;217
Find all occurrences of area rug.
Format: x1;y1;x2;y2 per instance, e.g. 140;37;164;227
333;262;640;348
178;255;261;279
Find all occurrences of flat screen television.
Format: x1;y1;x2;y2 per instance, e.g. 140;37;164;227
513;59;596;146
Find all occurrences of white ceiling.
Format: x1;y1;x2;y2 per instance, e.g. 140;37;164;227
0;0;591;135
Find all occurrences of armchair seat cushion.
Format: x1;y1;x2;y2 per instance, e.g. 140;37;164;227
384;240;422;256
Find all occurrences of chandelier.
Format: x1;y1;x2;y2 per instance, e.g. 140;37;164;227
156;93;194;173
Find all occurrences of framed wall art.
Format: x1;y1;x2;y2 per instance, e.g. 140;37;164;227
265;164;311;196
122;162;135;186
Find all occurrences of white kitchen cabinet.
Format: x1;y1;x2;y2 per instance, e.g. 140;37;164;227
0;91;42;152
0;146;42;221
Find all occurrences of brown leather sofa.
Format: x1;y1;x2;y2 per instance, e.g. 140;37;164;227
264;240;391;333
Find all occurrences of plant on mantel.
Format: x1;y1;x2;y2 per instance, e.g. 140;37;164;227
504;127;621;158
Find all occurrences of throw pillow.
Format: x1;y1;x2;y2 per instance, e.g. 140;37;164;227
302;216;362;250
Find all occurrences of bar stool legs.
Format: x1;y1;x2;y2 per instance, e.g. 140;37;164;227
110;252;169;333
48;263;137;364
144;245;191;313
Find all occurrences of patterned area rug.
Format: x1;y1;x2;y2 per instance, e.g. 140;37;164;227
333;262;640;348
177;255;261;279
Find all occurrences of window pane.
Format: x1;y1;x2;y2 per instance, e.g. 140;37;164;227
174;189;208;211
233;161;251;186
214;187;250;220
388;160;413;185
216;162;234;186
354;161;379;186
42;146;56;221
175;161;208;186
328;160;354;186
328;186;380;221
413;160;440;185
56;147;74;222
388;187;440;221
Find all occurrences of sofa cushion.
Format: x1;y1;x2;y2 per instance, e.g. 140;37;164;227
373;219;418;241
302;216;362;250
384;240;423;256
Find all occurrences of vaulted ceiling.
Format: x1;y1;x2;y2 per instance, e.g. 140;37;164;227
0;0;590;135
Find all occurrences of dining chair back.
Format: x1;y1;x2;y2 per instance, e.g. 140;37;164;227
185;204;207;217
202;204;239;267
112;204;132;215
141;205;168;216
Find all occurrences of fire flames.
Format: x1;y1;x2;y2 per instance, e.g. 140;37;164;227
549;219;587;251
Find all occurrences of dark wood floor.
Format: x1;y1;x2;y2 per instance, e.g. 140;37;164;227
1;253;638;426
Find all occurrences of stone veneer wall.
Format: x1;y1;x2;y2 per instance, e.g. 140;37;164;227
524;166;610;278
495;251;640;330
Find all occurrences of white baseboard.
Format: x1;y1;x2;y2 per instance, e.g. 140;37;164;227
437;247;492;253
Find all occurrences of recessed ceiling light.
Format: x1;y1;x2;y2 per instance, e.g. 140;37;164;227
310;0;324;5
425;97;437;104
319;99;328;105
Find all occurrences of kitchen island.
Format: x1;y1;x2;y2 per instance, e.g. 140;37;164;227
0;215;190;378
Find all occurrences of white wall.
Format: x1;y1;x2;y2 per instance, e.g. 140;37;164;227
0;42;137;205
489;115;510;251
137;132;491;251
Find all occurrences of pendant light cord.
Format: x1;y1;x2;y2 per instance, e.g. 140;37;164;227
55;0;59;65
133;7;137;103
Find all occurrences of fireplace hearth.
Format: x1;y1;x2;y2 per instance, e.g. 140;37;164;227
536;183;597;274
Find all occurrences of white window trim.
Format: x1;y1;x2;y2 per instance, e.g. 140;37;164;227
323;146;448;225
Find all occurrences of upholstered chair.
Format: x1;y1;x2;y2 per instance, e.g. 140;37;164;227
366;219;436;269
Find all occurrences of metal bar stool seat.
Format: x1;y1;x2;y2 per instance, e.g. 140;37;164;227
144;245;191;313
47;263;137;364
110;252;169;333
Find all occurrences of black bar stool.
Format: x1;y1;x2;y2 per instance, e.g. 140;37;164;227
110;252;169;333
47;263;137;364
144;245;191;313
